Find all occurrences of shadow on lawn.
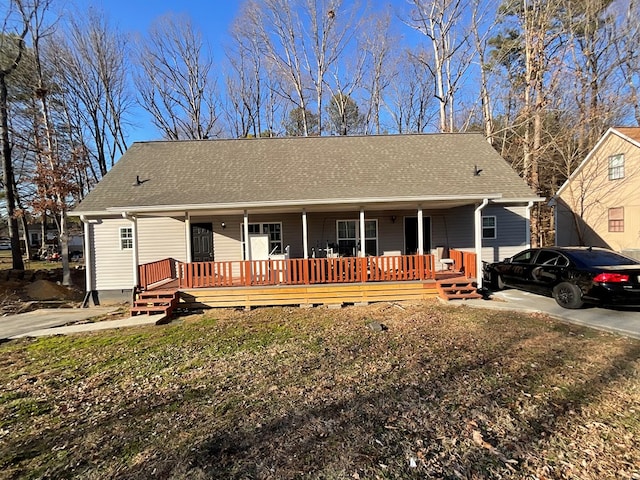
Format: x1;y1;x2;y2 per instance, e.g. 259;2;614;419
3;320;640;479
137;334;640;478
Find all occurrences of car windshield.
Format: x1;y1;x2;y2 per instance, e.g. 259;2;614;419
568;249;640;268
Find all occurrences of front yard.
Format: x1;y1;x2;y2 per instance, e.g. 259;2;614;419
1;301;639;479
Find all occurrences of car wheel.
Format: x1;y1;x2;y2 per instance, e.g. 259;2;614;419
496;274;506;290
553;282;583;309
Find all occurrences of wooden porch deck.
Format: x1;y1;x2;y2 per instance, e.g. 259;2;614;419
134;252;480;313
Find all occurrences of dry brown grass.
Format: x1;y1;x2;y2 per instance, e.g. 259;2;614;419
1;300;639;479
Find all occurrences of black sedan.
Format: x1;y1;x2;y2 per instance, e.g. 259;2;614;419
483;246;640;309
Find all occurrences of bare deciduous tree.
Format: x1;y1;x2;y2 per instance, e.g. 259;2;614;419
135;14;220;140
406;0;474;133
53;7;131;176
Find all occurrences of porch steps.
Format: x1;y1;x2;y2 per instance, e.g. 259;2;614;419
131;289;179;321
436;278;482;301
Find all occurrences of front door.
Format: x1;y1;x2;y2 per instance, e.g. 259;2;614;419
191;223;213;262
404;217;431;255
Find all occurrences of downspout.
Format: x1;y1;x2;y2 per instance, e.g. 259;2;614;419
525;201;534;248
122;212;139;288
80;215;94;307
475;199;489;289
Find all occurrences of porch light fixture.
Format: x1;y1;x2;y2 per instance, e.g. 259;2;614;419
221;222;226;229
391;215;397;223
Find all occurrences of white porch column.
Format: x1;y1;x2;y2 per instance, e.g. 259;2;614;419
122;212;139;287
302;209;309;259
81;216;93;293
475;199;489;288
417;206;424;255
243;210;251;260
185;212;192;262
359;207;366;257
526;201;534;248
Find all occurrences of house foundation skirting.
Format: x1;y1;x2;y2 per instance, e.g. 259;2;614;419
178;281;440;309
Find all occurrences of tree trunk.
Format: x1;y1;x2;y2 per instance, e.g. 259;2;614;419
0;73;24;270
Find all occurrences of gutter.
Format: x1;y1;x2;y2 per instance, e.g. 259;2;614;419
69;193;506;216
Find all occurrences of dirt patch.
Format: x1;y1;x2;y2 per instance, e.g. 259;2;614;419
0;268;86;314
24;279;83;302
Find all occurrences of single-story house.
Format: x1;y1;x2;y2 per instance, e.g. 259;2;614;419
71;133;541;305
553;127;640;260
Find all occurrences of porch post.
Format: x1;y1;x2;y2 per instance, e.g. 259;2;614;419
417;206;424;255
185;212;192;262
122;212;139;287
302;209;308;259
525;201;534;248
475;199;489;288
359;207;366;257
243;210;251;260
81;216;93;293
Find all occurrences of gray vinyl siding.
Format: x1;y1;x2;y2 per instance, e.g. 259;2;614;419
481;204;529;262
138;216;187;264
93;217;135;290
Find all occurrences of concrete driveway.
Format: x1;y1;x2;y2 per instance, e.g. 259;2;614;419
463;289;640;340
0;307;121;340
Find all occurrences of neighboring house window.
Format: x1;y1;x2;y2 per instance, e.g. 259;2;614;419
120;227;133;249
608;207;624;232
241;222;283;258
482;216;496;239
336;219;378;256
608;154;625;180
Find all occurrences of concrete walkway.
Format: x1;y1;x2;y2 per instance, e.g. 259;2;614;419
1;307;165;340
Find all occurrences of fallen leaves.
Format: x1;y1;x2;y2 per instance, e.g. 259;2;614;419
0;302;639;479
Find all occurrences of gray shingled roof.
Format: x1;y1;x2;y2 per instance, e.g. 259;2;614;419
74;133;538;213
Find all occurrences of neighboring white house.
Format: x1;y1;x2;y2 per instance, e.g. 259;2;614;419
71;134;541;302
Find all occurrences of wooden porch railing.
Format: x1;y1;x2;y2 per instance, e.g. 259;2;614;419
449;249;478;278
138;258;175;290
176;254;439;289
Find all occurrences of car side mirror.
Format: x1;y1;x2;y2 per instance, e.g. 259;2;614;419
503;257;511;263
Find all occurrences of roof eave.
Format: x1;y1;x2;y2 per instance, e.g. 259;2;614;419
71;193;511;216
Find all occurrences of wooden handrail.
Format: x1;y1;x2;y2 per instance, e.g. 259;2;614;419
449;249;478;278
138;258;174;290
176;254;439;289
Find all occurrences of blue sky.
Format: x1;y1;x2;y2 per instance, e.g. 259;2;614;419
89;0;242;142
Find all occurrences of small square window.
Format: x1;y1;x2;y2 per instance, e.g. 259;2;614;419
120;227;133;249
608;207;624;232
608;154;624;180
482;216;496;239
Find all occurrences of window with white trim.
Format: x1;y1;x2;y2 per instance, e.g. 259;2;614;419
608;154;625;180
336;219;378;256
482;216;496;239
608;207;624;232
240;222;283;258
120;227;133;249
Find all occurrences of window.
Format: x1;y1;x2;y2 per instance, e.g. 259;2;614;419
608;154;625;180
482;216;496;239
119;227;133;249
241;222;283;258
512;249;535;264
337;219;378;256
608;207;624;232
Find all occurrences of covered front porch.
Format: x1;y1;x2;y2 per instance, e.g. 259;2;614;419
132;250;480;314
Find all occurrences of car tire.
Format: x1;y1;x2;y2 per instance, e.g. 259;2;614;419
553;282;583;309
496;274;506;290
